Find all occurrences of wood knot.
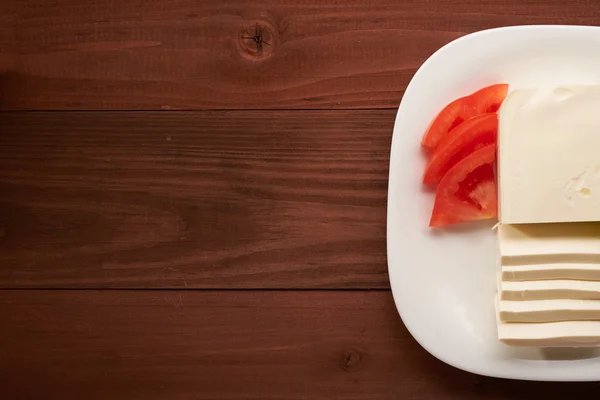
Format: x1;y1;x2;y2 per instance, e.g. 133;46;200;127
340;348;364;372
238;21;277;60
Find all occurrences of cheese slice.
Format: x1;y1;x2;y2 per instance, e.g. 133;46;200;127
502;264;600;281
495;297;600;347
498;223;600;283
498;321;600;347
498;85;600;224
497;319;600;347
498;223;600;265
494;296;600;347
499;299;600;323
500;279;600;301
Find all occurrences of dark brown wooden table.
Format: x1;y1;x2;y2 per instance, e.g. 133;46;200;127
2;0;600;398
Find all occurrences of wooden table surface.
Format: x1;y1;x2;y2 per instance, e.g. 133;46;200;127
3;0;600;398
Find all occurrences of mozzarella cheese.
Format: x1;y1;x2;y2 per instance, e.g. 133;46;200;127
498;85;600;224
500;279;600;301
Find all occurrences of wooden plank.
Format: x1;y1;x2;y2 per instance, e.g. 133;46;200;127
2;0;600;110
0;110;391;289
2;289;600;399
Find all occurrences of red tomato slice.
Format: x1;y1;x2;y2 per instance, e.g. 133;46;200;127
429;144;497;227
423;113;498;185
471;84;508;114
421;84;508;150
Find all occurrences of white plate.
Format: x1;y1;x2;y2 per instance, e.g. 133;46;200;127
387;25;600;381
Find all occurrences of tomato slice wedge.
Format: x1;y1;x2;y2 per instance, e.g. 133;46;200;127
429;144;497;227
423;113;498;185
471;84;508;114
421;84;508;150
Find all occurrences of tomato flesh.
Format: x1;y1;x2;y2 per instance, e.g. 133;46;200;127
421;84;508;150
429;144;497;227
423;113;498;185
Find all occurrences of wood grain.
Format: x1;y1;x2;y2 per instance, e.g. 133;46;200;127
0;110;392;289
1;289;599;399
2;0;600;110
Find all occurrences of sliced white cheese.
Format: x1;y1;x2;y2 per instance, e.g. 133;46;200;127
499;299;600;323
498;223;600;283
498;85;600;224
497;320;600;347
495;297;600;347
500;279;600;301
498;223;600;264
502;264;600;282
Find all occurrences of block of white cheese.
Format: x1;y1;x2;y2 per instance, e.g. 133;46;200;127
500;279;600;301
499;299;600;323
498;223;600;280
498;85;600;224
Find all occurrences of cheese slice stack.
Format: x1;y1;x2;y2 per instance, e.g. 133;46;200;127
496;221;600;347
496;86;600;347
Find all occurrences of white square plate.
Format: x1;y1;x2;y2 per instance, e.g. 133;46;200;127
387;25;600;381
